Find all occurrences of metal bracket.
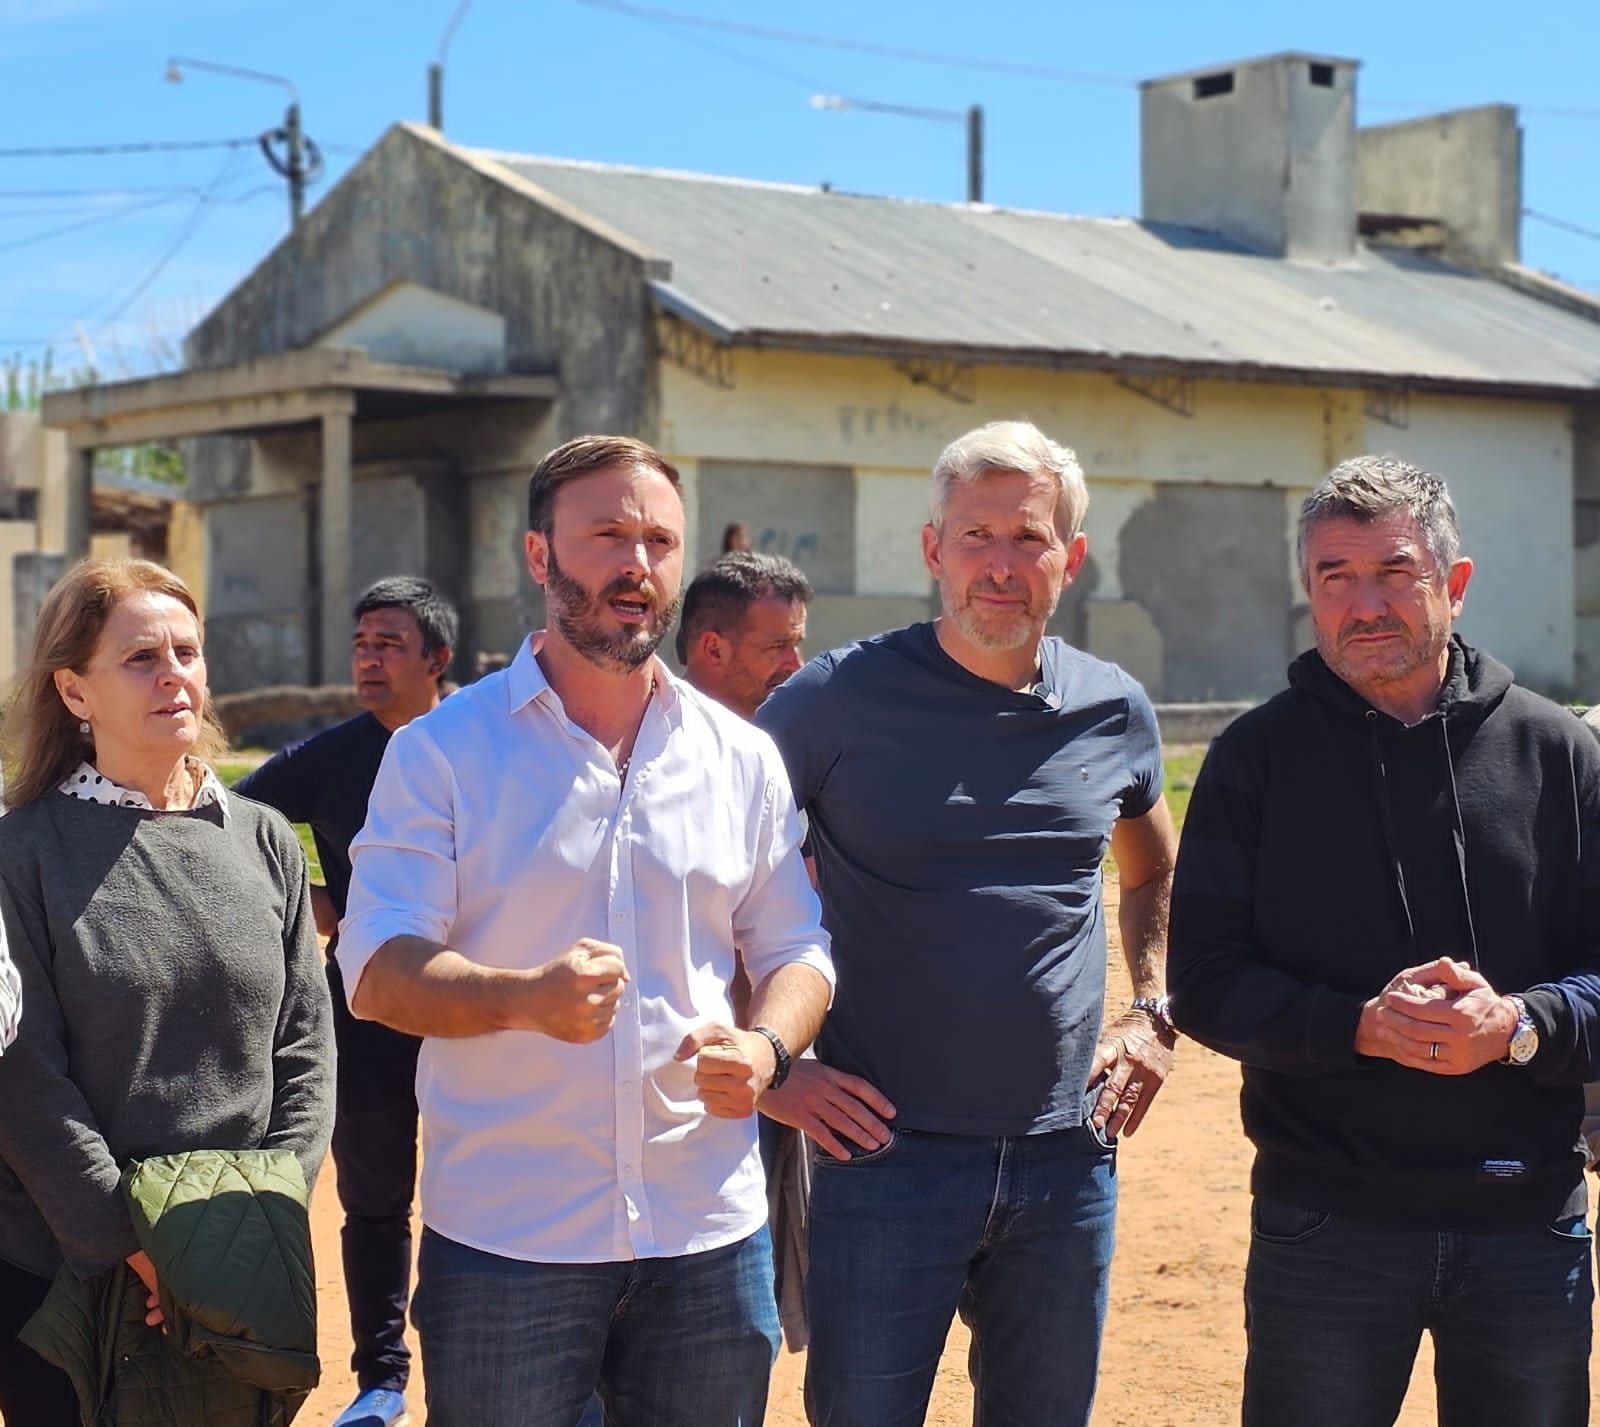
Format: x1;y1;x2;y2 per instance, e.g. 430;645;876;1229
1364;387;1410;429
892;357;976;404
653;312;735;390
1115;372;1194;418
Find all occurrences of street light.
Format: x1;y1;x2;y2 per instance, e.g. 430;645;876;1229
165;55;319;228
810;94;985;203
428;0;475;133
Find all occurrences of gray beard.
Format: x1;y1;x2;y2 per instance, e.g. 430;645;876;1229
942;577;1057;651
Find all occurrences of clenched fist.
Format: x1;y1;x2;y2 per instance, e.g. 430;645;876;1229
526;938;630;1043
675;1023;776;1118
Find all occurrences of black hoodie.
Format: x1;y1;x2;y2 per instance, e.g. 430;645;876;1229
1169;638;1600;1229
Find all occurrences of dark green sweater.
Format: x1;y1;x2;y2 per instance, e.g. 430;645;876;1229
0;789;333;1278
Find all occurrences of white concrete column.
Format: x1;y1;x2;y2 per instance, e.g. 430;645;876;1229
63;444;94;562
317;401;355;684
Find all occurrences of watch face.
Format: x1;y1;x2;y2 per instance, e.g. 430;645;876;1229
1509;1022;1539;1065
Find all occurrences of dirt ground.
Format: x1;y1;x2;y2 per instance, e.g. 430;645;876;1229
297;873;1525;1426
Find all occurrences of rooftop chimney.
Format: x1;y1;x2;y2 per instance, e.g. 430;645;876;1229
1356;105;1522;269
1140;52;1360;261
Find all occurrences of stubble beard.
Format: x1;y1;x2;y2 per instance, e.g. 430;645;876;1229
1321;614;1448;695
942;575;1058;652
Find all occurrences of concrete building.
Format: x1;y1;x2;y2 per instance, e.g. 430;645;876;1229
0;411;186;683
41;51;1600;700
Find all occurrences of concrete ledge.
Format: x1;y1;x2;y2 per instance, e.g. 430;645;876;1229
1154;702;1252;745
214;684;362;749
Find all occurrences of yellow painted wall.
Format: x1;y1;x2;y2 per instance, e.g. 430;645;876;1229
89;533;133;562
1367;395;1574;693
0;520;36;687
659;348;1576;694
661;352;1353;489
659;351;1371;591
165;501;208;617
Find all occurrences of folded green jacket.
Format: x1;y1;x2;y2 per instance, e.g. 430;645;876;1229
21;1148;320;1427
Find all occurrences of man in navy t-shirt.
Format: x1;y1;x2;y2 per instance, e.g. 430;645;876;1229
757;420;1179;1427
237;576;457;1427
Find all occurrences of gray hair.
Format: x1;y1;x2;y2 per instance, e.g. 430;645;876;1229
930;420;1089;541
1297;454;1461;583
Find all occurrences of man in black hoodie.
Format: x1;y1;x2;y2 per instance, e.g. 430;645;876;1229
1169;455;1600;1427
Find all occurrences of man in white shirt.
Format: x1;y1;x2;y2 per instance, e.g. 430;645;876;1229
338;435;834;1427
0;921;17;1054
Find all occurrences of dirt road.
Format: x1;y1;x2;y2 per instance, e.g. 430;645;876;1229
298;874;1529;1426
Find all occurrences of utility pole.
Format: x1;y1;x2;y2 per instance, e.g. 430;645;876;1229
283;102;306;226
429;0;474;132
165;56;318;229
810;94;987;204
967;105;984;204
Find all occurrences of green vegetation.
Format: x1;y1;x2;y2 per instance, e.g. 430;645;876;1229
1163;744;1208;830
4;352;184;485
218;759;321;880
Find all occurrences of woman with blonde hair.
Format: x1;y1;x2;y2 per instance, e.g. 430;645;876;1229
0;558;333;1424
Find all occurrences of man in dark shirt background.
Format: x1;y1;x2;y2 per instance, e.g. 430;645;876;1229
238;575;457;1427
677;550;810;723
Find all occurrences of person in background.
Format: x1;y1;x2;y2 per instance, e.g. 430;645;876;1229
677;548;816;1352
237;574;457;1427
677;551;811;723
0;558;332;1427
722;521;751;554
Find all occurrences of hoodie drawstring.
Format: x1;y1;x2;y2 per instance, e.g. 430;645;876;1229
1439;719;1481;971
1364;706;1482;972
1367;710;1420;958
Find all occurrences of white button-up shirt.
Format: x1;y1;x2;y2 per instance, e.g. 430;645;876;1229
338;636;833;1264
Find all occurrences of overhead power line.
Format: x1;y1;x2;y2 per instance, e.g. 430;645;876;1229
577;0;1133;86
96;152;245;328
0;185;198;199
1524;208;1600;244
0;137;259;159
0;193;186;255
582;0;1600;121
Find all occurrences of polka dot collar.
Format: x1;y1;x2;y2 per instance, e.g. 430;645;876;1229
60;760;229;816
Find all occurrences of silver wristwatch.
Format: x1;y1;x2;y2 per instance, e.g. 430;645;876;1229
1502;994;1539;1067
1130;995;1177;1038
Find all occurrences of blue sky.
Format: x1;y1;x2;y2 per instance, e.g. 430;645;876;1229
1;0;1596;379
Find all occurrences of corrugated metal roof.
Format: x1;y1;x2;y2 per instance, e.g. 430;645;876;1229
479;150;1600;396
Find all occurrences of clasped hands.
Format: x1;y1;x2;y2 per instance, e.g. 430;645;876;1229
1355;956;1518;1075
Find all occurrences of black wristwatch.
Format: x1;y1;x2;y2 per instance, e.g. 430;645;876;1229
751;1025;792;1090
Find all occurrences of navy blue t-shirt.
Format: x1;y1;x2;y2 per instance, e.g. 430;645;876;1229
234;712;391;933
755;622;1162;1135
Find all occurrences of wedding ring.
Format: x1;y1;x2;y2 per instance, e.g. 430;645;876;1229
1429;1042;1440;1061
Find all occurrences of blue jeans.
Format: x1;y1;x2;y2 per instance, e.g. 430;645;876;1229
804;1121;1118;1427
412;1225;779;1427
1243;1196;1594;1427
